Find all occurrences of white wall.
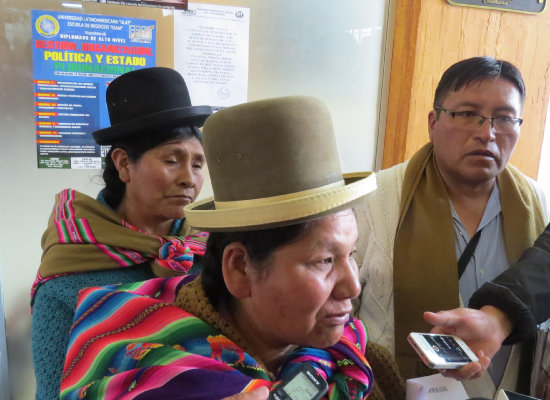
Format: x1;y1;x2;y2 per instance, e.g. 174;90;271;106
0;0;389;398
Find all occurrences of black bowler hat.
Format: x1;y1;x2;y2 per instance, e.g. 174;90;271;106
92;67;213;145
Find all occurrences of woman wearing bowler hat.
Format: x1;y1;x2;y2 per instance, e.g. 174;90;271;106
58;96;383;400
31;67;213;400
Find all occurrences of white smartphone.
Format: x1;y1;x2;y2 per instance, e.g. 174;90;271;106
407;332;479;369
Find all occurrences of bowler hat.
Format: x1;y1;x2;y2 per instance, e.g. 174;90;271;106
184;96;376;231
93;67;213;145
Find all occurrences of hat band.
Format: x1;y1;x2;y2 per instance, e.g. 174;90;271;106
214;180;345;210
184;174;376;230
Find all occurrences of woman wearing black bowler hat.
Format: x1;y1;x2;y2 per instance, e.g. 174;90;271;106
30;67;213;400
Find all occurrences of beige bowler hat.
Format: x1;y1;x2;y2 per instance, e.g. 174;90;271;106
184;96;376;231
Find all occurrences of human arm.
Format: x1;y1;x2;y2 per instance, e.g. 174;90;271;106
467;222;550;346
31;285;76;400
422;224;550;380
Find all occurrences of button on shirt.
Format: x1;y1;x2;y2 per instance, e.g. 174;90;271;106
451;181;511;385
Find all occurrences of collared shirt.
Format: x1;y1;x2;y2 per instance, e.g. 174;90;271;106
451;181;511;385
452;182;509;304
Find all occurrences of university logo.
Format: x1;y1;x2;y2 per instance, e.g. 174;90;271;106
35;15;60;38
129;25;154;44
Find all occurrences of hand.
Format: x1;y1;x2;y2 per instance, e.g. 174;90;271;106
222;386;270;400
423;306;513;380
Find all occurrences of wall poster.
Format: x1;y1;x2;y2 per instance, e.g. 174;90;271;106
31;10;156;169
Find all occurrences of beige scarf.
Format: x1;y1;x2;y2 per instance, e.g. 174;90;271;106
393;143;545;379
32;189;208;304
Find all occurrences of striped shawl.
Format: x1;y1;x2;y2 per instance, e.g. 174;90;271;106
60;275;374;400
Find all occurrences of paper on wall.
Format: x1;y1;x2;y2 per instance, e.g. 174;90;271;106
173;3;250;111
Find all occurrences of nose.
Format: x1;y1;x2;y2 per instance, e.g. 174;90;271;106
474;117;496;143
178;162;197;188
333;258;361;300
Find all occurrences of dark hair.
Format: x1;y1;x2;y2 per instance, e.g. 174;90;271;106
433;56;526;110
202;222;313;309
102;126;203;209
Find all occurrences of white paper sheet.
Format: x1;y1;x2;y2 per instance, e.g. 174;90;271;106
406;373;469;400
174;3;250;110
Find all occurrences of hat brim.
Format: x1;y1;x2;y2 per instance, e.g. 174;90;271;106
93;105;213;145
184;173;376;231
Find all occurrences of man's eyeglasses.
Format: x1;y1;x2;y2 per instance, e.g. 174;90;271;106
435;107;523;134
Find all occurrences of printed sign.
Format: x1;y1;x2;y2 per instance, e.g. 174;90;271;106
32;10;156;168
174;3;250;111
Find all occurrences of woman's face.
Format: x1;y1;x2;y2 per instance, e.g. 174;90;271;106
239;209;361;351
123;137;205;222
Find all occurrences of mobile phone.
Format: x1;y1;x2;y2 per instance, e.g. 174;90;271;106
497;389;540;400
268;364;329;400
407;332;478;369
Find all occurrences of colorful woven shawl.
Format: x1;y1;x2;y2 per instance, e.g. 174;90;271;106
31;189;208;303
60;275;373;400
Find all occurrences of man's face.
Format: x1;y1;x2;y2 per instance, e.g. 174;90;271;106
428;78;523;188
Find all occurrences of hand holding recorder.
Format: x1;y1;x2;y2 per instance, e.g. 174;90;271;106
423;307;511;379
222;364;328;400
268;364;328;400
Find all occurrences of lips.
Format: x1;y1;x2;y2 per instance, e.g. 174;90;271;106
324;309;352;325
467;149;497;159
167;194;194;203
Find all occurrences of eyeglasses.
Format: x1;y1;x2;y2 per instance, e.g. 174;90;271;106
435;107;523;134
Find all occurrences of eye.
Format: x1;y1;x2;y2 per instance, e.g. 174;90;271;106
192;162;203;170
322;256;333;264
165;159;178;165
314;256;333;269
454;110;477;118
495;115;515;124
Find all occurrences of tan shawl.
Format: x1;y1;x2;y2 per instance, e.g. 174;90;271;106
37;189;207;280
393;143;546;379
